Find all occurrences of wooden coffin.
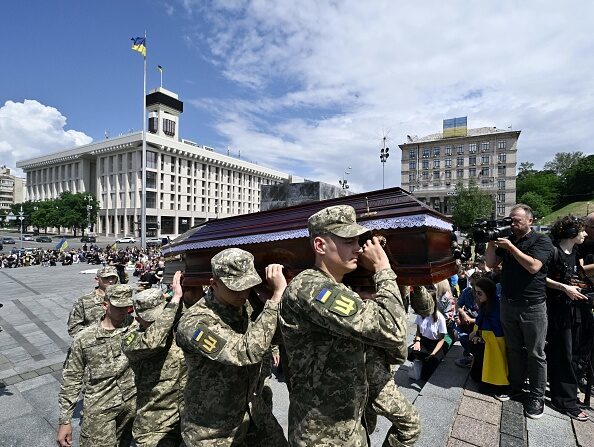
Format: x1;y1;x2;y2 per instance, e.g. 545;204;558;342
162;187;457;287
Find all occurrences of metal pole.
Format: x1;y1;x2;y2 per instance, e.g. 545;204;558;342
19;205;23;250
141;31;147;250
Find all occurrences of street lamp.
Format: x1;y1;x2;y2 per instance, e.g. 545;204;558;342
85;194;93;234
339;167;351;190
379;136;390;189
19;205;24;250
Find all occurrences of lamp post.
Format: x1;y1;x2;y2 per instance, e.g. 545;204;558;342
85;195;93;234
339;167;351;190
19;205;24;250
379;136;390;189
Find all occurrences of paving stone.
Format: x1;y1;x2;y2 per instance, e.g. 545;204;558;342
450;414;499;447
572;418;594;447
18;371;38;380
0;413;57;447
500;409;525;440
0;386;34;424
15;373;57;392
503;399;524;415
34;366;54;375
463;387;499;404
526;412;576;447
500;432;526;447
414;395;459;447
50;363;63;372
457;394;501;426
447;438;477;447
0;368;18;380
0;375;20;386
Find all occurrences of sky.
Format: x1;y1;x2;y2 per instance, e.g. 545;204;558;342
1;0;593;193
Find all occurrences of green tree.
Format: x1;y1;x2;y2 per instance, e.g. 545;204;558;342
516;170;560;211
518;191;552;219
56;192;99;237
543;151;584;178
31;199;60;233
518;161;535;174
560;154;594;205
449;180;493;229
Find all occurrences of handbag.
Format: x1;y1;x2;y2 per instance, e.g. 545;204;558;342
408;359;423;381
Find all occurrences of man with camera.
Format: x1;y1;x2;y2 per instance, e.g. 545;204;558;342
485;204;553;419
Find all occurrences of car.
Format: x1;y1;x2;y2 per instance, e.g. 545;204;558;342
80;235;97;243
145;237;162;247
36;236;52;243
116;237;136;244
21;234;35;241
2;236;16;244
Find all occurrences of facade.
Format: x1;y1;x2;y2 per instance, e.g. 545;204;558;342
0;166;26;213
16;88;296;237
399;122;520;218
260;181;350;211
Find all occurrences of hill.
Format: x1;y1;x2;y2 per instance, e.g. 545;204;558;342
539;197;594;225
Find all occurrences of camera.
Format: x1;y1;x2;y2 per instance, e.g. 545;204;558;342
472;217;513;244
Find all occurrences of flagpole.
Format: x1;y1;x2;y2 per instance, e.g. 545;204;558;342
141;31;147;250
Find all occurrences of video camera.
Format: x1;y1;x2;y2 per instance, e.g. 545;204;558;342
472;217;513;244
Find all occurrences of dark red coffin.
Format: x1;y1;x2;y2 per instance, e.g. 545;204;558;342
162;187;457;287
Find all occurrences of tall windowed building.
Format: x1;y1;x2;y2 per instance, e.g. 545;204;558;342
17;87;296;237
398;118;520;217
0;166;26;213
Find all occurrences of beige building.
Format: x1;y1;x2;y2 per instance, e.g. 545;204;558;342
0;166;26;213
16;87;296;237
399;121;520;218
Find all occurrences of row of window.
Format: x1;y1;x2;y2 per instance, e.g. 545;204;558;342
28;163;80;184
409;140;508;159
410;154;507;170
409;169;509;183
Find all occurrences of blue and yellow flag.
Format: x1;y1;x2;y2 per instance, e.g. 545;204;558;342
131;37;146;57
55;238;69;252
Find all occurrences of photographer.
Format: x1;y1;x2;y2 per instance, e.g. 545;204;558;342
545;215;591;421
485;204;553;419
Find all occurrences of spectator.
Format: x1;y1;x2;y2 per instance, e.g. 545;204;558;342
454;272;482;367
486;203;553;419
545;215;591;421
460;239;472;262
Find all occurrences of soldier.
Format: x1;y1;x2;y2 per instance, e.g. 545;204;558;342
57;284;136;447
176;248;287;447
279;204;410;446
122;271;187;447
67;266;120;337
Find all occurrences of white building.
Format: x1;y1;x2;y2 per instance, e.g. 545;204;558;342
0;166;26;213
17;88;296;237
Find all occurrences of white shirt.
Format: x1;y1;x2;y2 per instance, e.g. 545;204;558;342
415;311;447;340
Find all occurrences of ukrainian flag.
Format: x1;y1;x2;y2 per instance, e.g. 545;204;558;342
131;37;146;57
55;238;69;252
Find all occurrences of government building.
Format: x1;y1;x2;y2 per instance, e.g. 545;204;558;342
17;88;297;237
398;117;520;218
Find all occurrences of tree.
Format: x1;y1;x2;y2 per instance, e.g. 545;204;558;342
543;151;584;178
560;154;594;205
516;170;560;212
56;192;99;237
518;191;552;219
449;180;493;229
518;161;535;174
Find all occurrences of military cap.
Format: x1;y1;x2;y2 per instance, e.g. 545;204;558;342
133;288;165;322
97;265;120;279
308;205;370;238
211;248;262;292
104;284;134;307
410;286;435;317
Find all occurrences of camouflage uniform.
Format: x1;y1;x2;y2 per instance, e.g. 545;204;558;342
176;248;287;447
279;205;410;447
58;285;136;447
67;266;120;337
122;289;187;447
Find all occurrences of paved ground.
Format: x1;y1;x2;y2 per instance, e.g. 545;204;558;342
1;264;594;446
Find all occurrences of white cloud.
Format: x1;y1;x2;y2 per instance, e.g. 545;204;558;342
183;0;594;191
0;100;92;176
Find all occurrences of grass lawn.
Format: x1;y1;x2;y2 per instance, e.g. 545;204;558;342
540;197;594;225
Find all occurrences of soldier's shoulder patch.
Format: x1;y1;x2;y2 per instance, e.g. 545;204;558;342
314;286;360;317
191;323;226;356
124;331;137;346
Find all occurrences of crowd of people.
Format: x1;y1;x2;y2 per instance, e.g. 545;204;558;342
48;204;594;446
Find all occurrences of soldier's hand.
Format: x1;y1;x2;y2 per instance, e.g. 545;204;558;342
171;270;183;303
56;423;73;447
265;264;286;302
359;236;390;273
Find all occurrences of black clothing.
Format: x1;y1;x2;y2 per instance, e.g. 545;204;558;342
578;239;594;266
496;230;553;303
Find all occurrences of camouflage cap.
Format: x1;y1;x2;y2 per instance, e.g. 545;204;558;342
211;248;262;292
133;288;165;322
104;284;134;308
308;205;370;238
97;265;120;280
410;286;435;317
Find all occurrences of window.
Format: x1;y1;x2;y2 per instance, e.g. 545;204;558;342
497;140;506;150
497;204;505;216
480;167;489;177
469;168;476;177
147;151;157;169
409;161;417;170
409;149;417;158
146;171;157;189
163;118;176;137
433;147;440;157
469;143;477;154
422;171;429;180
118;154;123;171
433;159;440;168
497;192;506;202
445;146;452;156
498;153;506;164
457;145;464;155
457;169;464;179
481;142;490;152
109;156;115;172
469;156;476;166
481;155;490;164
445;170;452;179
409;173;417;182
422;148;430;158
433;170;440;179
498;179;506;190
498;165;506;176
127;153;133;169
445;158;452;167
146;191;157;208
422;160;429;170
457;157;464;167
